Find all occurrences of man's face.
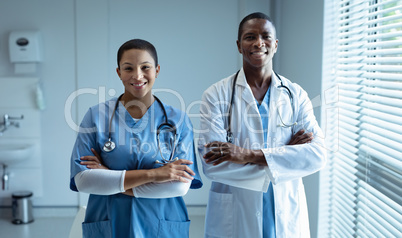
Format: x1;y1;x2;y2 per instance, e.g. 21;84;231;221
237;19;278;69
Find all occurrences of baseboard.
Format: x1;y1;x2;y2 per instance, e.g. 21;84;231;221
0;206;78;219
0;205;206;219
187;205;206;216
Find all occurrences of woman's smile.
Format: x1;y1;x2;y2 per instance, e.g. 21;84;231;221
131;82;147;89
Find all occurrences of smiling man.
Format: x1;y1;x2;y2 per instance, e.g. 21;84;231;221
198;12;327;238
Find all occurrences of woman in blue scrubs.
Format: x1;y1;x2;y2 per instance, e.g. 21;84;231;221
70;39;202;238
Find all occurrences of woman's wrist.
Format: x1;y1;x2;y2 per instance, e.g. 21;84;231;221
145;169;157;183
124;169;154;190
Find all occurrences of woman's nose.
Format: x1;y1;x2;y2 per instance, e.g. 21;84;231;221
131;71;144;80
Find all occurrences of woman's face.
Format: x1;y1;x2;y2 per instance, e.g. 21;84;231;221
116;49;160;102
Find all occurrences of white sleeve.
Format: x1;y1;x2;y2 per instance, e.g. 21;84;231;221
74;169;126;195
263;88;327;185
132;179;191;198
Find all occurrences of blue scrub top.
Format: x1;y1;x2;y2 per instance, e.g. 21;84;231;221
70;97;202;238
256;86;276;238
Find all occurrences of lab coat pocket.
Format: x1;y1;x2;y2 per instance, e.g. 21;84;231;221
157;219;190;238
82;220;112;238
205;191;233;238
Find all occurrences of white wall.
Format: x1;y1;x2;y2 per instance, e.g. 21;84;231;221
272;1;324;237
0;77;42;205
0;0;271;207
0;0;77;206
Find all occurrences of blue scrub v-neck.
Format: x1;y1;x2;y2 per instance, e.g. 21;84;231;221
256;86;276;238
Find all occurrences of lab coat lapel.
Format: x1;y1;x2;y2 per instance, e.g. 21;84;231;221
236;69;264;147
236;70;258;113
268;72;285;141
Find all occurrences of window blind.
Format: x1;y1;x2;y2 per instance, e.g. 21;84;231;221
319;0;402;237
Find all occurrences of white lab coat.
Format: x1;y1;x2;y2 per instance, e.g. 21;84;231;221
198;69;327;238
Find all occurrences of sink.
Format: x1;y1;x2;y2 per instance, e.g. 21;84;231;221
0;143;34;166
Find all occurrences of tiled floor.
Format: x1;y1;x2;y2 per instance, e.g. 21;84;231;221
0;208;205;238
0;216;74;238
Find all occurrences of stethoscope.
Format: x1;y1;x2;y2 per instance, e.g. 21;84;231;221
103;94;178;164
226;70;297;143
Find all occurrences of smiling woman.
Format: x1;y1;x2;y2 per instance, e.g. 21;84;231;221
117;49;159;114
116;40;160;115
69;39;202;238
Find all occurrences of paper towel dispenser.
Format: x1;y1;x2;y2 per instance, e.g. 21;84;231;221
9;31;43;63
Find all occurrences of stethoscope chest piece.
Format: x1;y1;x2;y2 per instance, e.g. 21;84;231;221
101;94;177;160
103;138;116;152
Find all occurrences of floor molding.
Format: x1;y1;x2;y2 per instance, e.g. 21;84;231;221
0;205;206;219
0;206;78;219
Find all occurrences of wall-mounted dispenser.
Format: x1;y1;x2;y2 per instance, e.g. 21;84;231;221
9;31;43;74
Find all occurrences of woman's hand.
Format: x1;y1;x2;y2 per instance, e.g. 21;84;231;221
80;148;109;170
288;129;314;145
151;159;195;183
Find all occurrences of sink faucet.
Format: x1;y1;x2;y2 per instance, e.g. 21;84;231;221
2;164;8;190
0;114;24;136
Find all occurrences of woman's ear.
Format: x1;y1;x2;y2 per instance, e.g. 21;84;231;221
116;67;121;78
155;64;160;78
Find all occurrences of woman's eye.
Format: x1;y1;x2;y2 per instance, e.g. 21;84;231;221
124;67;133;71
141;65;151;70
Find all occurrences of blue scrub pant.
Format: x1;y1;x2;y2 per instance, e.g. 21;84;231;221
263;182;276;238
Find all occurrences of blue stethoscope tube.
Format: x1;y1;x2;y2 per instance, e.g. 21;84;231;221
226;70;297;143
103;94;177;164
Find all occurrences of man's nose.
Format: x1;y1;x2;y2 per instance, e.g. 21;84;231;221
255;37;265;48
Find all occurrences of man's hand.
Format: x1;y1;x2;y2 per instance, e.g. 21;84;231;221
203;141;257;166
203;129;314;166
288;129;314;145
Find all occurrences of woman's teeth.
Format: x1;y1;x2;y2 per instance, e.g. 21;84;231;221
131;82;146;86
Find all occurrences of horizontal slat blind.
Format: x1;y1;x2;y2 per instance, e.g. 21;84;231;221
319;0;402;237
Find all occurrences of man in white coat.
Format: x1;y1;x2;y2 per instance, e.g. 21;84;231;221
198;12;327;238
